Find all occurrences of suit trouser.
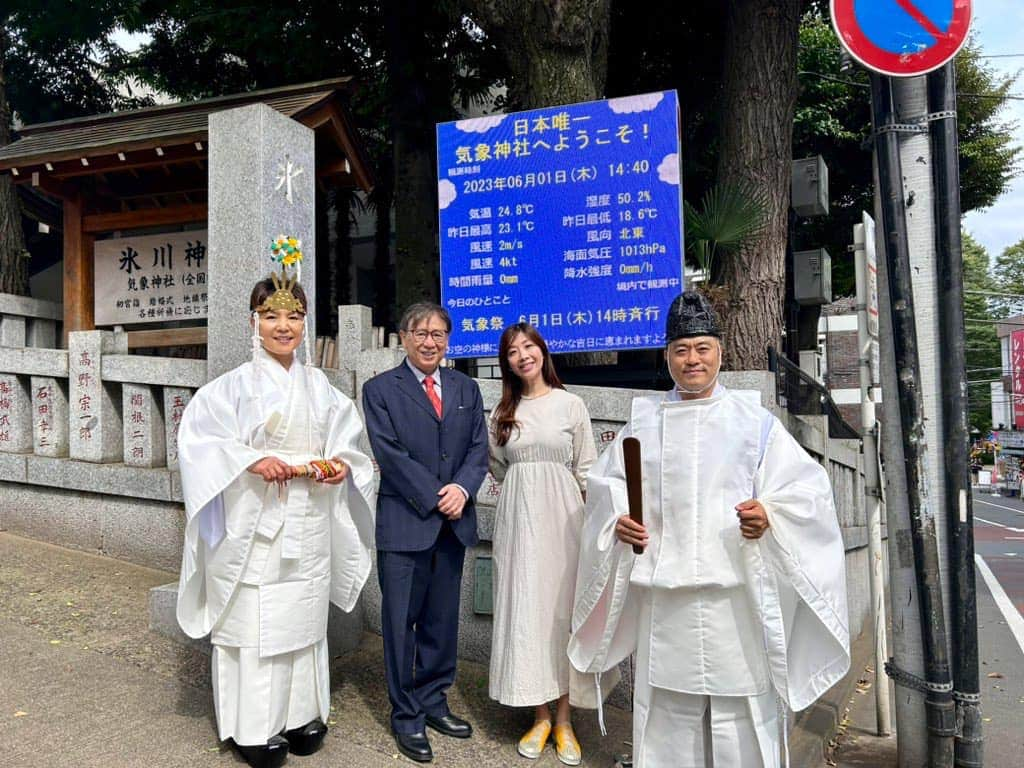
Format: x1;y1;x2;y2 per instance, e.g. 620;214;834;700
378;521;466;733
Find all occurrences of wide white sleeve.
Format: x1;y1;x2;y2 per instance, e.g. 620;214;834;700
568;424;638;675
322;384;377;612
176;371;266;638
177;374;264;520
750;419;851;711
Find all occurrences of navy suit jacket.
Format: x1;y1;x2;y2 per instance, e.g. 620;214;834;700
362;361;488;552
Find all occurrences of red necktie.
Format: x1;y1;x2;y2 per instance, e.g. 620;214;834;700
423;375;443;418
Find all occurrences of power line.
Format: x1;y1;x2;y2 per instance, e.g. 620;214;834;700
798;70;1024;100
964;290;1024;299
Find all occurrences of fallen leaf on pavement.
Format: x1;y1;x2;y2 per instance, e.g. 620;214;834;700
13;711;27;717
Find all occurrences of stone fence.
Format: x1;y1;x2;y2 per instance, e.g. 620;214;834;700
0;297;878;724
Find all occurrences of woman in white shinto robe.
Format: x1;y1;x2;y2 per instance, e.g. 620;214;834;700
488;323;598;765
176;278;375;768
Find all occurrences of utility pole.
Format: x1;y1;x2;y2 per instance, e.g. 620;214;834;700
929;61;983;767
871;72;956;767
853;215;891;737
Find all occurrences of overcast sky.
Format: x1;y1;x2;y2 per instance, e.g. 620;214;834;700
962;0;1024;260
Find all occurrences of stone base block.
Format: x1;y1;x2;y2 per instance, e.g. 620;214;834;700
0;481;184;571
149;582;364;657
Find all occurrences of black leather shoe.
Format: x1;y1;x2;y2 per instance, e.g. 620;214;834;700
284;717;327;756
425;712;473;739
394;730;433;763
233;734;289;768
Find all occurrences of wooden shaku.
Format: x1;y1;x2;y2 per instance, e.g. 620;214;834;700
622;436;644;555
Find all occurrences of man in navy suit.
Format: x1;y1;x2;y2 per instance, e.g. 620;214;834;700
362;302;488;763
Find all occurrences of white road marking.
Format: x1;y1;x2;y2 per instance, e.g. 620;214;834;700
975;554;1024;656
975;516;1024;533
975;498;1024;515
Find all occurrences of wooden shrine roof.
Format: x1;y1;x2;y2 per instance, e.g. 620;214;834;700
0;78;373;192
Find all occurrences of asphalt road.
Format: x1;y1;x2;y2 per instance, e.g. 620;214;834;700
971;491;1024;759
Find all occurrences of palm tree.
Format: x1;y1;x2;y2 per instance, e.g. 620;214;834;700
683;181;768;287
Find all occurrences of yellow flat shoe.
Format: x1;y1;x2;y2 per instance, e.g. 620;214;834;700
517;720;551;759
553;723;582;766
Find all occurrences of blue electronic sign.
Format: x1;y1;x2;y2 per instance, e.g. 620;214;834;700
436;91;684;358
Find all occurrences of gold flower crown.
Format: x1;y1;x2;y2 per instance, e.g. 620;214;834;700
255;235;305;314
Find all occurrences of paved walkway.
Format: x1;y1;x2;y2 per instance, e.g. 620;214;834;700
0;532;634;768
1;530;896;767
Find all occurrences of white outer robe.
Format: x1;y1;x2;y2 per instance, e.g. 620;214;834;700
175;349;376;651
568;387;849;754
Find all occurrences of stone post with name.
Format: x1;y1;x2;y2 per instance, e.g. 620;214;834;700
0;374;32;453
30;377;70;457
163;387;193;471
68;330;126;462
207;104;316;381
123;384;167;468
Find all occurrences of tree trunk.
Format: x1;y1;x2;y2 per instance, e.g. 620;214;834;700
462;0;610;110
387;0;443;313
372;161;396;331
715;0;801;370
464;0;612;365
0;30;29;296
333;186;354;309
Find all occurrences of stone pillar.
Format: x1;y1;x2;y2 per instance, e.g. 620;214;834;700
123;384;167;468
163;387;193;471
27;319;57;349
68;330;125;462
30;377;70;457
0;315;26;347
337;305;374;365
0;374;32;453
207;104;316;381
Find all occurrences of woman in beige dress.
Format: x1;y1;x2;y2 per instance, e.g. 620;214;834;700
488;323;597;765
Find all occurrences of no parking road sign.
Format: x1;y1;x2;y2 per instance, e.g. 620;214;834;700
831;0;972;77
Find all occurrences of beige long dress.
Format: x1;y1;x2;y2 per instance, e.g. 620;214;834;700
488;387;597;706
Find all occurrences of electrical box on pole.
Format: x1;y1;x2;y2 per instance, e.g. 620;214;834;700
793;248;832;306
791;156;829;217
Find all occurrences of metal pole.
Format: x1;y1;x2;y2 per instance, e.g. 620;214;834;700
870;72;956;767
928;61;984;768
853;218;892;736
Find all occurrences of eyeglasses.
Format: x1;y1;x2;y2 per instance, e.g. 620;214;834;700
406;329;449;343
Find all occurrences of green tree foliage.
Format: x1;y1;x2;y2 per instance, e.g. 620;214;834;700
992;239;1024;318
3;1;148;123
962;232;1002;433
1;1;149;295
794;12;1021;297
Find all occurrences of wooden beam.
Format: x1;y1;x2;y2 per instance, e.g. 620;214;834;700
317;159;353;177
50;142;207;179
23;171;77;201
62;194;95;340
296;98;374;191
126;326;207;349
0;133;207;173
82;203;207;233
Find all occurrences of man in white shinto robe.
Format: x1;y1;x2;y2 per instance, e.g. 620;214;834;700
176;279;375;768
569;291;850;767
